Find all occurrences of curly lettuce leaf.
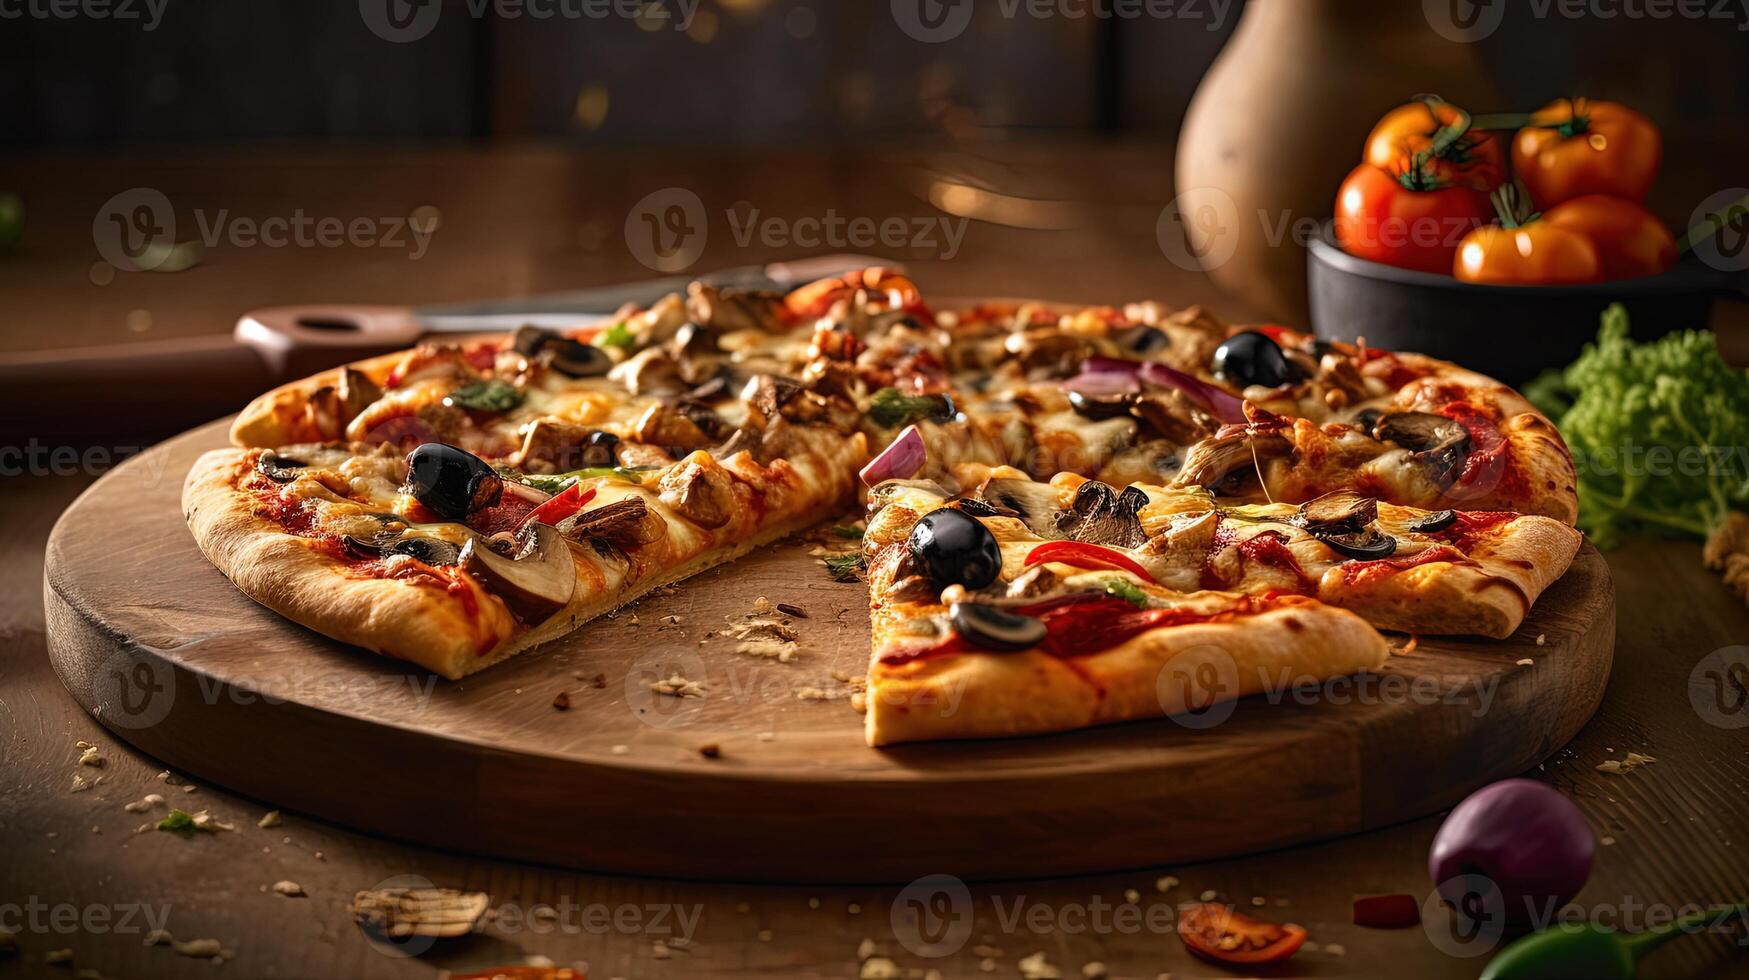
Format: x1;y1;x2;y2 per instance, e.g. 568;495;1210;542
1536;304;1749;548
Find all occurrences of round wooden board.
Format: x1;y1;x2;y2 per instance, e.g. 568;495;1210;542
46;418;1616;883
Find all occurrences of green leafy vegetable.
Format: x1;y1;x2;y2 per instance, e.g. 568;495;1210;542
829;524;865;541
503;466;655;495
446;380;523;414
1526;304;1749;548
595;321;635;349
867;388;948;429
156;809;196;832
1104;578;1150;607
823;552;866;582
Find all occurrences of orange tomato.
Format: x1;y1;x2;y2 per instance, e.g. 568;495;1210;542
1541;194;1677;281
1453;221;1603;285
1365;99;1505;193
1335;162;1491;275
1513;98;1661;209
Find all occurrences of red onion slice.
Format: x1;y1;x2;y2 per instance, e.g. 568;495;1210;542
1139;363;1248;424
1080;355;1143;375
1062;371;1141;396
860;424;927;487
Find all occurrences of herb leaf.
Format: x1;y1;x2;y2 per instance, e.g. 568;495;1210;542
830;524;865;541
156;809;196;832
595;322;635;349
823;552;866;582
446;379;523;414
867;388;950;429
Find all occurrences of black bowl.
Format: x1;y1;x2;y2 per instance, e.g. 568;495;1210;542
1307;222;1746;385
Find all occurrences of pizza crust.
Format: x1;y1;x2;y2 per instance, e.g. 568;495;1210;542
865;600;1388;745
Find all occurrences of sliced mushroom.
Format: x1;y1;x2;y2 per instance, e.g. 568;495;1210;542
950;496;1001;518
1406;509;1457;533
512;419;621;473
458;522;576;624
1130;390;1217;444
1173;429;1292;491
1295;489;1378;531
257;450;307;483
634;404;716;452
557;496;667;549
609;348;686;396
344;532;463;567
658;460;737;529
1373;411;1472;487
979;478;1065;539
1054;481;1149;549
685;282;786;334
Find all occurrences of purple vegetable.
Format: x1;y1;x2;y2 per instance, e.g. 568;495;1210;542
1062;371;1141;397
1138;363;1248;424
860;424;927;487
1429;778;1595;927
1080;355;1143;375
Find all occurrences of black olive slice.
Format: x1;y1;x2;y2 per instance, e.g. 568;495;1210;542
1406;509;1457;533
1067;389;1135;421
1313;526;1398;561
548;338;613;378
578;430;621;467
1352;407;1384;432
257;450;307;483
1211;330;1297;389
950;602;1046;652
1295;489;1378;530
1118;324;1170;355
387;536;463;566
403;443;502;522
511;325;559;357
907;509;1002;590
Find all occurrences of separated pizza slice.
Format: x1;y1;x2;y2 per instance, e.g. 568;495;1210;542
857;466;1582;745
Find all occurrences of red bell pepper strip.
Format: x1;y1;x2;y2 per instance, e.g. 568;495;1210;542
525;483;596;527
1023;540;1156;583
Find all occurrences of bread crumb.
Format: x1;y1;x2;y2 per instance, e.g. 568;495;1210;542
847;903;862;914
1596;752;1656;775
45;948;74;965
77;746;104;768
651;940;671;960
1082;963;1107;979
757;929;773;942
1123;888;1140;904
1601;836;1616;845
1155;875;1178;892
272;881;305;898
1199;889;1217;901
1516;658;1535;666
1250;896;1266;907
143;930;174;946
757;731;776;742
69;774;94;793
979;959;996;973
857;937;877;960
610;744;629;755
651;674;705;698
1535;633;1547;646
860;957;900;979
173;939;223;958
698;743;721;759
1324;943;1347;956
552;691;572;711
1018;952;1061;979
258;811;281;828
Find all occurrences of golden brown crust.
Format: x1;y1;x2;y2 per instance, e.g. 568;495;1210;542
230;350;408;447
865;601;1388;745
183;448;516;679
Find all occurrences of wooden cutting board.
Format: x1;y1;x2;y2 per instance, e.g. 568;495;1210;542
44;419;1616;883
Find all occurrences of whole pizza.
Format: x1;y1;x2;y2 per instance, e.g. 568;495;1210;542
184;268;1583;745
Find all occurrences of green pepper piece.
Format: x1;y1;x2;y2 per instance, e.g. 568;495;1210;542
1481;904;1747;980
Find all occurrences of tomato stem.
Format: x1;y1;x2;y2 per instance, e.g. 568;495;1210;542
1490;184;1538;229
1553;96;1591;139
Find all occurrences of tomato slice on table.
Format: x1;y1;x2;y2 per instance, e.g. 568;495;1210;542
1024;540;1155;583
1177;902;1308;965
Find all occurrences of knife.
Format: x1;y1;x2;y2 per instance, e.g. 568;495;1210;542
1;254;891;445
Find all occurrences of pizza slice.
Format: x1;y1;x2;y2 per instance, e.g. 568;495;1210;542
857;466;1581;745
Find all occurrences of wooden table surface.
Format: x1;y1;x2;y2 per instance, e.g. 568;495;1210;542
3;144;1749;979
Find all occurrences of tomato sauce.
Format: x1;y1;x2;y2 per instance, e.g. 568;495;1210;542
1337;544;1470;586
1236;530;1313;593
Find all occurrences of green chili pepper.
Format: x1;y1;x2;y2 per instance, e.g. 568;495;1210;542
1481;904;1748;980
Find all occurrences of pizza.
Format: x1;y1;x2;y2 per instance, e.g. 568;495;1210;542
184;267;1584;743
858;468;1580;743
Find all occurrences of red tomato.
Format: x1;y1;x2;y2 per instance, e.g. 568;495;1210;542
1334;163;1491;275
1540;194;1677;281
1453;220;1603;285
1177;902;1308;965
1024;540;1156;583
1364;99;1505;193
1513;98;1661;209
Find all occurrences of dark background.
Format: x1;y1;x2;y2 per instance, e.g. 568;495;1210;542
4;0;1746;147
